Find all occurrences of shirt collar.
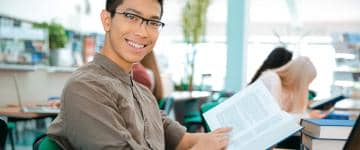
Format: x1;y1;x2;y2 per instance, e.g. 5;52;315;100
93;53;133;86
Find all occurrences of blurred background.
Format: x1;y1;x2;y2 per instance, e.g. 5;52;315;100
0;0;359;149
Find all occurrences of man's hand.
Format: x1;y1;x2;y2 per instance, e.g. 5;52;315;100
177;127;232;150
191;128;232;150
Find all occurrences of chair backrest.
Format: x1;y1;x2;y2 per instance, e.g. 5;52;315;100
163;97;174;115
200;91;233;132
0;119;7;150
33;134;61;150
158;97;174;115
200;100;221;132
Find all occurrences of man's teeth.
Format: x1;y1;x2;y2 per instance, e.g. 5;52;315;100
127;40;145;49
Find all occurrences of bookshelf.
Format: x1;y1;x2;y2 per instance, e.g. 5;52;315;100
0;15;49;65
0;64;76;72
0;15;105;72
331;33;360;99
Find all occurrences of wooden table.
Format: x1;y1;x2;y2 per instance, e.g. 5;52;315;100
171;91;211;102
0;106;58;150
0;107;57;119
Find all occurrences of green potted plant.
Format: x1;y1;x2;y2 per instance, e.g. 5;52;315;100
181;0;210;91
33;22;68;66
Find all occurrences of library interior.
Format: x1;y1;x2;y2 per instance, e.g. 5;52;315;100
0;0;360;150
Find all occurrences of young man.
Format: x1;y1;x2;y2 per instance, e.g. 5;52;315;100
47;0;231;149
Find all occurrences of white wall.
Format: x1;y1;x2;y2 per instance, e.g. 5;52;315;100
0;70;71;107
0;0;104;33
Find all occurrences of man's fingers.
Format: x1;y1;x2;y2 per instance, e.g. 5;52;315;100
219;136;230;148
213;127;232;133
215;134;230;140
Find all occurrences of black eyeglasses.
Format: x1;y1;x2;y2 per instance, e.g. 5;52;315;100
114;12;165;31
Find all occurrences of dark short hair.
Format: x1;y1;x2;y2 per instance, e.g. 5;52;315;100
106;0;164;18
249;47;293;85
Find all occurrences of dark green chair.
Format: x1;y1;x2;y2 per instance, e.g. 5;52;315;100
7;121;15;150
308;90;317;100
200;97;230;132
183;98;205;133
200;100;221;132
158;98;166;110
158;97;174;115
0;119;7;150
33;134;62;150
200;91;233;132
184;110;203;132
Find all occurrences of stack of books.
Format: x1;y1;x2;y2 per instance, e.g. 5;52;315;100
300;119;355;150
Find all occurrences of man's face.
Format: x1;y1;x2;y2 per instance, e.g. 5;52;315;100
106;0;161;64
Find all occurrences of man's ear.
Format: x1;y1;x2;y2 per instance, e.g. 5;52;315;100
101;10;111;32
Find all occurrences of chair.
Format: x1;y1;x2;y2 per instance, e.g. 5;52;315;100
184;91;234;133
7;121;16;150
0;119;7;150
184;110;203;132
158;97;175;115
178;96;202;132
200;91;233;132
200;100;221;132
308;90;317;100
33;134;61;150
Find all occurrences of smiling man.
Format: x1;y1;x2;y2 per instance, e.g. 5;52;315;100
47;0;230;150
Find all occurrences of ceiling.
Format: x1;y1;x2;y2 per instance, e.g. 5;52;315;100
0;0;359;35
250;0;360;22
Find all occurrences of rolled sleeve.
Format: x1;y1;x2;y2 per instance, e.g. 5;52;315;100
162;112;186;150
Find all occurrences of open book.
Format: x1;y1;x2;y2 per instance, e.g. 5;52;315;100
203;80;302;150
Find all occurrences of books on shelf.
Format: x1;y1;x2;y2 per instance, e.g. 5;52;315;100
331;32;360;99
343;33;360;45
302;133;346;150
333;81;360;89
0;26;47;41
301;119;355;140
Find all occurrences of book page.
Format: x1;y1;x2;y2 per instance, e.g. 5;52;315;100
203;80;302;150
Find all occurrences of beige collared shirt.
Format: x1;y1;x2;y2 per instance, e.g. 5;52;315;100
48;53;186;150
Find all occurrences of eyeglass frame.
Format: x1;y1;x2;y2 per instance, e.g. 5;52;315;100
113;11;165;31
